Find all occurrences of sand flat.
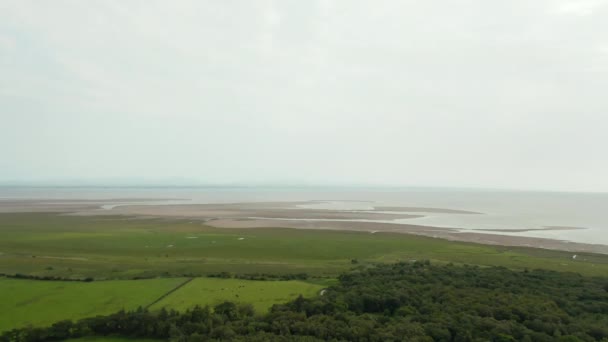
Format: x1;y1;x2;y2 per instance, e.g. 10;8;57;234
372;206;482;214
2;199;608;254
474;226;587;233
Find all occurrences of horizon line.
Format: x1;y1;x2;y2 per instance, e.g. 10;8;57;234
0;182;606;195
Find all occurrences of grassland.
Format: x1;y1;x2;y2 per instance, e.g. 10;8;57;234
1;213;608;279
0;276;322;333
0;277;186;333
149;278;322;312
66;337;160;342
2;212;608;334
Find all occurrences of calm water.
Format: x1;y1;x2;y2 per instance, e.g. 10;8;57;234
1;187;607;246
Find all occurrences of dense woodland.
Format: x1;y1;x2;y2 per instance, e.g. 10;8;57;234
3;262;608;342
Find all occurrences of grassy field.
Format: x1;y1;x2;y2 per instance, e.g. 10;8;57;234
65;337;160;342
149;277;323;312
2;212;608;334
0;277;186;333
1;213;608;279
0;276;322;333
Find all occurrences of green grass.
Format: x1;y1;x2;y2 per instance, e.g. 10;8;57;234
0;276;322;333
149;278;323;313
0;277;185;333
1;213;608;279
2;212;608;334
65;337;160;342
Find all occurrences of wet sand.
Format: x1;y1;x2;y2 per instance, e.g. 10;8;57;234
80;203;422;220
205;218;608;254
1;199;607;254
473;226;588;233
372;206;482;214
0;198;177;213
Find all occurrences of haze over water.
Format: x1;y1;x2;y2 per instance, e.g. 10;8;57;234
2;186;607;246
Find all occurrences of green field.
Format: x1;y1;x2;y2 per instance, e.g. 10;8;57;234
66;337;159;342
0;276;322;333
2;212;608;334
2;213;608;279
149;277;322;312
0;277;186;332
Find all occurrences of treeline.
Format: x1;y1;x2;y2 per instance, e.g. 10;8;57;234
0;274;94;282
208;272;309;281
1;272;310;282
3;262;608;341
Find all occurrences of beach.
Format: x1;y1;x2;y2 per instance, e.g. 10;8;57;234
1;189;608;254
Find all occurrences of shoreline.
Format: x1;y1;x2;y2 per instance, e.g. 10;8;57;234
1;199;607;255
204;218;608;255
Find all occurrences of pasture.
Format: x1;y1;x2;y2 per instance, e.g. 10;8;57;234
0;276;322;333
66;337;159;342
2;212;608;334
149;277;323;312
0;277;186;332
1;213;608;280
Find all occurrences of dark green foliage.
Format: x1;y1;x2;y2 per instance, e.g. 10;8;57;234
208;272;309;281
0;274;94;282
233;273;309;281
207;272;232;279
3;262;608;341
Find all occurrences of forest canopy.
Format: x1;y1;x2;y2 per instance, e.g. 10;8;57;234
3;262;608;342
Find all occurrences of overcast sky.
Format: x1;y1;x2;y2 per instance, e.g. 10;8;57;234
1;1;607;191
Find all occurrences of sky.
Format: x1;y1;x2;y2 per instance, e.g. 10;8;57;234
1;0;607;192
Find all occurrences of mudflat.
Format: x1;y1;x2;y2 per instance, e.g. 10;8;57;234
1;199;606;254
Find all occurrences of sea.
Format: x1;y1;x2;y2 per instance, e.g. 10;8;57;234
1;186;607;246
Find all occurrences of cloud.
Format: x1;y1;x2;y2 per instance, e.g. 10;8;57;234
0;1;607;191
554;0;608;16
0;34;15;50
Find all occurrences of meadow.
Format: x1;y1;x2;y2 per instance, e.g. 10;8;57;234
149;278;322;312
1;213;608;279
0;277;185;332
2;212;608;334
0;276;322;333
66;337;159;342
